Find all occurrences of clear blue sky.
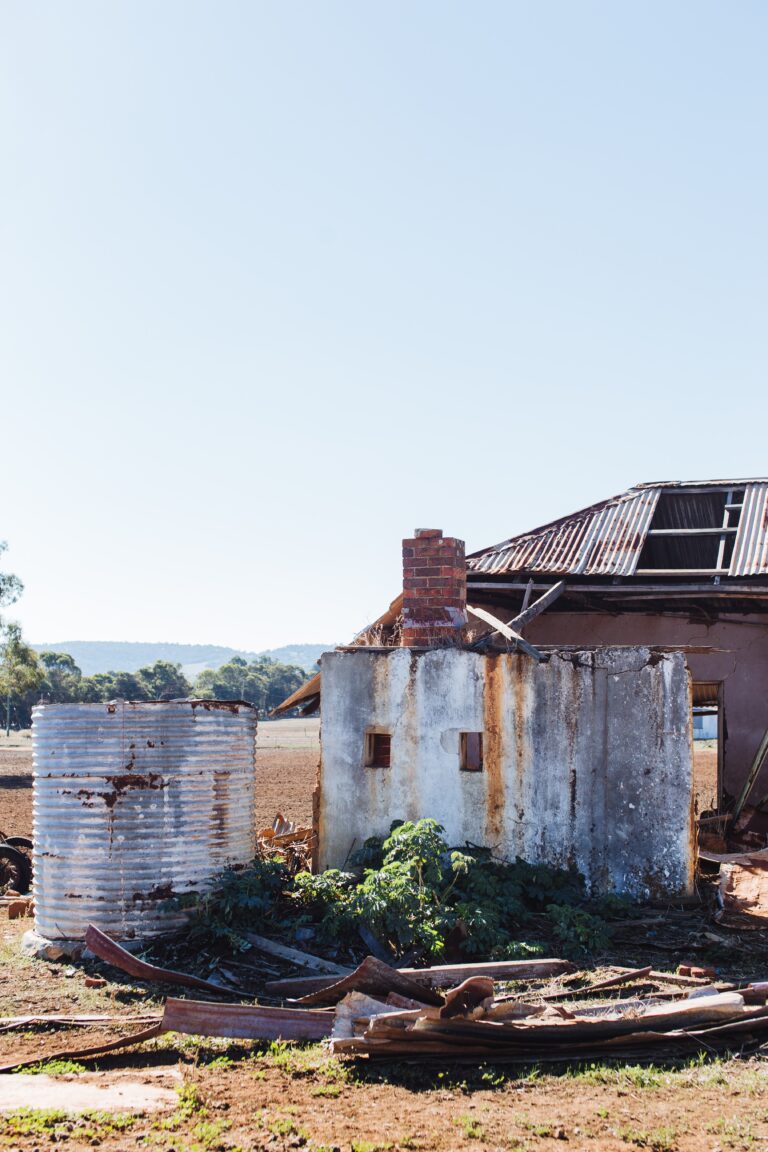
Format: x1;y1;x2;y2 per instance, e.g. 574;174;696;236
2;2;767;651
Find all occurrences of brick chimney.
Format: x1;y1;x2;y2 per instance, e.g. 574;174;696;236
401;529;467;647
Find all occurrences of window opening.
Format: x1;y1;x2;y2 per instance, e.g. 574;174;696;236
365;731;391;768
460;732;483;772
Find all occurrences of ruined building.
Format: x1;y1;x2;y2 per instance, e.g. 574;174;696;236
276;479;768;897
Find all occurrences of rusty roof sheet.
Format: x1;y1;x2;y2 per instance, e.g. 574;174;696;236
469;479;768;578
468;488;659;577
730;483;768;576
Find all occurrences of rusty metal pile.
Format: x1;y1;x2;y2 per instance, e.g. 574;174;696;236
4;925;768;1072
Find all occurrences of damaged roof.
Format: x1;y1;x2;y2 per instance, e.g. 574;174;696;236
468;479;768;579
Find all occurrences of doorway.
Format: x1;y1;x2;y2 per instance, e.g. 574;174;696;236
692;681;724;816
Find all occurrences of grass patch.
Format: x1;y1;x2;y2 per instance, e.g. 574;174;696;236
17;1058;87;1075
618;1125;678;1151
455;1113;486;1140
0;1108;137;1141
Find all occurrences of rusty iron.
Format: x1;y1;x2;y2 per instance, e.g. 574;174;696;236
468;479;768;578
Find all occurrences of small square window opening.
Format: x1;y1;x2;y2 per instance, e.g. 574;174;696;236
365;731;391;768
460;732;483;772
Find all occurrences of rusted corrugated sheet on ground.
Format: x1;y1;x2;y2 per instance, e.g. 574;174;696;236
730;483;768;576
468;489;659;577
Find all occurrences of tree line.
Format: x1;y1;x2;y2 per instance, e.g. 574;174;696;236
0;540;310;731
0;642;311;731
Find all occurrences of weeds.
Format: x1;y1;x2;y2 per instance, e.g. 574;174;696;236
176;818;613;963
618;1125;678;1151
0;1109;137;1141
455;1113;486;1140
17;1058;87;1075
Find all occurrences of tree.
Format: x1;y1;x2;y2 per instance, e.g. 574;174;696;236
39;651;83;703
0;543;23;620
193;656;307;714
137;660;191;700
0;624;44;734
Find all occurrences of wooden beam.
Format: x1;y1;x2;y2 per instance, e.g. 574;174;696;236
243;933;350;976
467;581;768;594
634;569;730;576
732;725;768;821
467;606;543;661
508;581;566;631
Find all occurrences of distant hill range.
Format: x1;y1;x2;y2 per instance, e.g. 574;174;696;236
30;641;332;678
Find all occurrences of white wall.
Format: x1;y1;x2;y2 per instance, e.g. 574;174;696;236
319;647;693;897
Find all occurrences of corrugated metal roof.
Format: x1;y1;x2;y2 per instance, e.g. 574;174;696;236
469;479;768;578
730;483;768;576
468;489;659;577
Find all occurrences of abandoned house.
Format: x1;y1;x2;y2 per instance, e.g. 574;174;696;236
275;478;768;898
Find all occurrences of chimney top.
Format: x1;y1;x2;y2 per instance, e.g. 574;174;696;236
413;528;443;539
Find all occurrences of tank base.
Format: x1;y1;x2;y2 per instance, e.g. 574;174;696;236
21;928;144;962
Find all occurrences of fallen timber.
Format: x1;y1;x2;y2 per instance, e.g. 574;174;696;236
266;956;576;1003
4;940;768;1071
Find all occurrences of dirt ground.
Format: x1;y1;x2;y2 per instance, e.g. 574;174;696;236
1;916;768;1152
693;741;719;815
1;724;767;1150
0;719;319;841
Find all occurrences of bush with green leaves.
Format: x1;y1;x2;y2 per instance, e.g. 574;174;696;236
180;818;613;963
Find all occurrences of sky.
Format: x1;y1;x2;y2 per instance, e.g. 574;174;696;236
1;1;767;652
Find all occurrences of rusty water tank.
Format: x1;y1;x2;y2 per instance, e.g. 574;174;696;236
31;699;257;940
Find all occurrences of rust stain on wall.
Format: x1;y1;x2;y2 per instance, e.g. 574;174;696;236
483;655;504;841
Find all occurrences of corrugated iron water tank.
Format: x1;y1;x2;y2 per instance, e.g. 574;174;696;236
31;699;257;940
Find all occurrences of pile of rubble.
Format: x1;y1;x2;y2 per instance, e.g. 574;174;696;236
3;926;768;1072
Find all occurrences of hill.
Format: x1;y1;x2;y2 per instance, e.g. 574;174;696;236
30;641;332;677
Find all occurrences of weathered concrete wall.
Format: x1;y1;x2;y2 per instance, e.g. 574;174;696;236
319;647;694;897
508;611;768;802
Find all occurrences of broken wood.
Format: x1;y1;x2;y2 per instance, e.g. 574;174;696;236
85;924;238;995
291;957;446;1008
543;965;653;1000
467;606;544;661
266;956;575;1002
732;724;768;821
507;580;566;632
162;997;333;1041
243;932;350;976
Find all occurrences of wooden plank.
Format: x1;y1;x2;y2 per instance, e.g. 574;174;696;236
466;581;768;595
467;606;543;661
508;581;566;632
543;966;652;1000
162;997;332;1041
266;957;575;1001
733;726;768;821
243;932;349;976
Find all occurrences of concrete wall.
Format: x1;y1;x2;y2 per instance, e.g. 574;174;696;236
319;646;694;897
504;611;768;802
